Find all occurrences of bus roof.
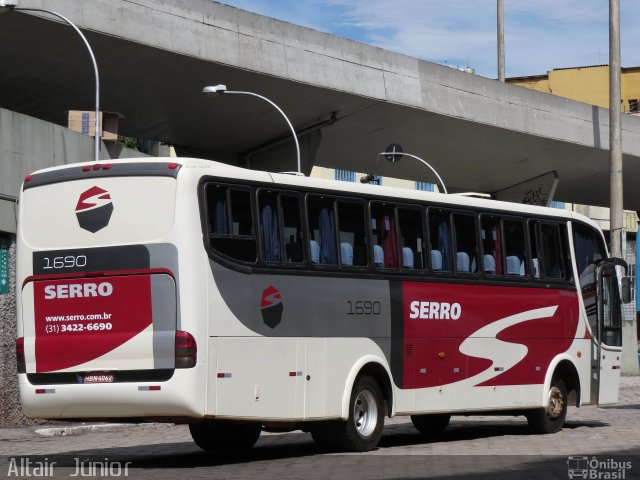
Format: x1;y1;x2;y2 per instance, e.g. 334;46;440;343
25;157;600;232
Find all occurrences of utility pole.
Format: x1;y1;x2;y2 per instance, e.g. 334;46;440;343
610;0;639;375
497;0;505;82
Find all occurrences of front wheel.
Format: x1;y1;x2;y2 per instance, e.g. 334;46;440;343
526;377;567;434
189;420;261;453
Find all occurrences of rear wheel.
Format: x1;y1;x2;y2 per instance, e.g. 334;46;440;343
189;420;261;453
527;377;567;434
312;375;385;452
410;413;451;435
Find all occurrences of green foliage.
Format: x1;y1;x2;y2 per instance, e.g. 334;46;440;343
117;136;141;151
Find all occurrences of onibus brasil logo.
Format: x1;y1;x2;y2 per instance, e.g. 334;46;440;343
567;456;632;479
75;186;114;233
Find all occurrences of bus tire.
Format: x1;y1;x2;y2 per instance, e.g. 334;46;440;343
331;375;385;452
189;420;261;453
410;413;451;435
526;376;568;434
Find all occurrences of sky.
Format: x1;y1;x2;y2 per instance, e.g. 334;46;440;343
216;0;640;79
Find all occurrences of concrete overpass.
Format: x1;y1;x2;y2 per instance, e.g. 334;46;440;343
1;0;640;209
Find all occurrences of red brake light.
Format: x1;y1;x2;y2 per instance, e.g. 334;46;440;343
24;175;33;182
168;163;180;170
175;331;197;369
102;164;112;170
82;166;91;172
16;337;25;374
92;164;101;170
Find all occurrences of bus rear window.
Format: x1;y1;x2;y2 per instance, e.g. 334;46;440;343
205;184;256;263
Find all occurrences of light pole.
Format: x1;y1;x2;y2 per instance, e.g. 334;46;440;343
0;0;101;162
497;0;505;82
202;84;301;175
609;0;638;375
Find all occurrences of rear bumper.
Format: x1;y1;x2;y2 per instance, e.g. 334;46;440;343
19;368;205;419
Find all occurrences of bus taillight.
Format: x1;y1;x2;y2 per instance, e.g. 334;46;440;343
175;331;197;369
16;337;26;374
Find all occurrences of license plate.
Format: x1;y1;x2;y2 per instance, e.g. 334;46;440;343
84;373;114;384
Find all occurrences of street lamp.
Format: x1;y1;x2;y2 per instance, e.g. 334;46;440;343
1;0;101;162
378;148;448;194
202;84;302;175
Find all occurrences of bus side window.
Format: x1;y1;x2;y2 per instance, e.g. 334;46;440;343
539;223;565;279
206;184;257;263
337;201;367;267
503;219;527;277
259;191;281;262
573;222;607;334
281;195;304;263
398;207;425;271
428;209;452;272
307;196;337;265
529;221;540;278
370;203;398;270
480;215;503;275
453;213;478;274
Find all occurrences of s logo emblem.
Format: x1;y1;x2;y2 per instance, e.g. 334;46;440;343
75;186;114;232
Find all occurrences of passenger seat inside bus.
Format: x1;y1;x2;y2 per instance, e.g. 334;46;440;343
483;254;496;274
373;244;384;268
402;247;414;269
506;255;521;275
456;252;470;273
310;240;320;264
431;250;442;271
340;242;354;266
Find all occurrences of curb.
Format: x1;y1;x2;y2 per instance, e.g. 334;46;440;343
35;422;174;437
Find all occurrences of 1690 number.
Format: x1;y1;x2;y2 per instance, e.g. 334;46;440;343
347;300;381;315
42;255;87;270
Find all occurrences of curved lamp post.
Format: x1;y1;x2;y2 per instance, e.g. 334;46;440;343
1;0;101;162
378;150;448;194
203;84;301;175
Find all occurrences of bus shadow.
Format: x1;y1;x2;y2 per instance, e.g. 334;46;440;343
597;403;640;410
379;419;608;449
40;419;611;469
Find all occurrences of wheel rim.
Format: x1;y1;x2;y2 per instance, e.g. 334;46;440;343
353;389;378;437
547;385;564;418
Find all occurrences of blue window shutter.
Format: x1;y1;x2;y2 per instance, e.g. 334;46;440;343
415;181;435;192
335;169;356;182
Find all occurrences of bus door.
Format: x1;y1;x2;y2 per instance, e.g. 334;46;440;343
591;259;626;405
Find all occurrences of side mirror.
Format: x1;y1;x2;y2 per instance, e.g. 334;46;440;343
621;276;632;304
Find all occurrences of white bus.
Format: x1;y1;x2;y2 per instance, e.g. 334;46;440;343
16;158;627;452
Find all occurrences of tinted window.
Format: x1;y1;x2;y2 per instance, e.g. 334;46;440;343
398;208;425;271
453;213;478;274
371;203;398;269
429;209;452;272
480;215;503;275
205;184;256;263
282;195;304;263
539;223;565;279
308;196;337;265
259;191;281;262
337;201;367;267
503;219;526;276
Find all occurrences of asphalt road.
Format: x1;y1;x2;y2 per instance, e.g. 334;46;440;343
2;378;640;479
